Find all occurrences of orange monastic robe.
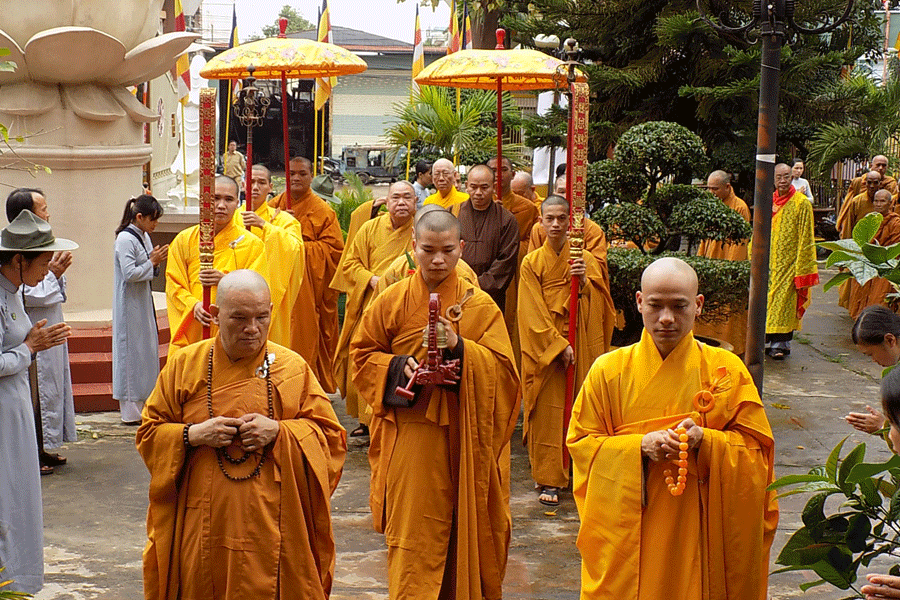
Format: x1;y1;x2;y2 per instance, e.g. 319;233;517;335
843;174;899;204
350;271;520;600
837;191;876;310
694;192;750;355
568;331;778;600
270;188;344;392
331;214;414;423
136;338;346;600
165;221;266;348
501;190;539;355
518;240;611;489
848;212;900;318
234;204;305;351
375;253;480;296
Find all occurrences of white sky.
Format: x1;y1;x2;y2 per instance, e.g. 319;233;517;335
201;0;452;45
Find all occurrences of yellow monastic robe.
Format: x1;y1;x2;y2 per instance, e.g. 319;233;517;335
346;199;386;249
694;192;750;355
848;211;900;318
843;174;899;204
567;331;778;600
532;192;545;212
424;186;469;208
269;188;344;392
518;240;611;489
165;221;266;348
350;270;520;600
137;338;346;600
331;214;414;423
234;204;305;351
374;253;480;296
763;191;819;334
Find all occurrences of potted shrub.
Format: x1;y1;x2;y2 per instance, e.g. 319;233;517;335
590;121;752;344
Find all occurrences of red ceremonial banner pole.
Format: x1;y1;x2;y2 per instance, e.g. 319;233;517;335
562;81;588;470
279;17;292;201
495;29;505;196
199;87;218;340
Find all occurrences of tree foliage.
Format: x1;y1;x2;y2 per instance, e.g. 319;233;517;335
260;5;314;38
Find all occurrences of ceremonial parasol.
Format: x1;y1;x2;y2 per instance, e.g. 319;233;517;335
200;19;367;202
415;31;588;468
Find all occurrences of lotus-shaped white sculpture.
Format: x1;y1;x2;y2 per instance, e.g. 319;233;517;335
0;0;198;123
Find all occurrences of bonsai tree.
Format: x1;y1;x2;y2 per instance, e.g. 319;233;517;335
588;121;752;344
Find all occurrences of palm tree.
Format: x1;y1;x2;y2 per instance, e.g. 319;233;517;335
807;62;900;179
382;86;521;166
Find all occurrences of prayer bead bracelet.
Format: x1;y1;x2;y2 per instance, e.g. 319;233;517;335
206;344;274;482
183;423;194;448
664;427;689;496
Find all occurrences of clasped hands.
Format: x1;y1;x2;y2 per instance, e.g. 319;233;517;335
187;413;279;453
641;418;703;462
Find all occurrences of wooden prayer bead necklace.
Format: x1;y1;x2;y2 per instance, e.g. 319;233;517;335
664;427;689;496
206;344;274;482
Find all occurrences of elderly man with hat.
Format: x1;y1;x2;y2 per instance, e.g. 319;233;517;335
269;157;344;392
0;210;77;594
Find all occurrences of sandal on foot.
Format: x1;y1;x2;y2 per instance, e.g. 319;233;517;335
40;465;54;476
349;424;369;437
771;348;786;360
41;452;67;466
539;486;559;507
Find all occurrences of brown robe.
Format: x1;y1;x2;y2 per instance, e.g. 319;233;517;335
452;200;519;310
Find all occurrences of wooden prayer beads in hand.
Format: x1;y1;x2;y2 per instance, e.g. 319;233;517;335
664;427;689;496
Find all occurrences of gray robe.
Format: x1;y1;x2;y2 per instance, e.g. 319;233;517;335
24;271;75;448
0;273;43;593
112;226;159;413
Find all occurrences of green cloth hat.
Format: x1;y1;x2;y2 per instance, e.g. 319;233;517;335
0;210;78;252
311;174;336;204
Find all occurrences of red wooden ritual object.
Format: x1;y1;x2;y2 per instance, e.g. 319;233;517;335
198;87;217;339
395;293;461;401
562;81;589;469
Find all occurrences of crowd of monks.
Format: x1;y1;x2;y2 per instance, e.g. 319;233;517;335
155;152;874;599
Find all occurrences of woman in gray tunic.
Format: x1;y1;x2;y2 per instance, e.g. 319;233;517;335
0;210;76;593
112;195;167;424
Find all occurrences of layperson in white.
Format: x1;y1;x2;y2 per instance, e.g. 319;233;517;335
0;210;76;593
112;195;168;424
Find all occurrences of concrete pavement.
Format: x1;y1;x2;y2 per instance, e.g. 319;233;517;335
32;266;891;599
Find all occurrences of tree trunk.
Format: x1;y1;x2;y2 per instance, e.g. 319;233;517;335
470;5;502;49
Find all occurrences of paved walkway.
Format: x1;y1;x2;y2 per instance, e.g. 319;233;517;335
31;266;891;599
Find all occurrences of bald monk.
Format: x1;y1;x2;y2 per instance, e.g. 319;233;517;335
693;170;750;355
350;210;520;600
568;257;777;600
848;189;900;319
166;175;266;347
838;171;884;311
375;204;480;295
238;165;305;351
424;158;469;208
138;270;346;600
269;157;344;392
452;164;519;311
519;196;612;507
843;155;899;204
511;170;543;211
332;182;417;437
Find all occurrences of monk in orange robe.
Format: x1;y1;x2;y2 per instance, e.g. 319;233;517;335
693;170;750;355
518;196;612;506
489;157;538;356
838;170;883;311
332;182;416;436
350;210;520;600
568;257;777;600
511;170;543;211
849;189;900;319
270;157;344;392
842;154;899;204
137;271;346;600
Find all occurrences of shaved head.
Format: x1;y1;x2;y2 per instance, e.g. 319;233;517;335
415;203;446;224
874;189;893;215
289;156;312;171
707;170;730;187
540;194;569;215
637;258;703;358
213;270;272;360
217;270;271;307
415;209;461;241
511;171;535;200
433;158;454;172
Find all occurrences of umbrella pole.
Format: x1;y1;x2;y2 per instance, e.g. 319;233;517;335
314;108;319;177
282;73;291;202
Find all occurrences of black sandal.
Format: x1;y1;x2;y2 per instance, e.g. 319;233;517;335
539;486;559;507
770;348;786;360
349;423;369;437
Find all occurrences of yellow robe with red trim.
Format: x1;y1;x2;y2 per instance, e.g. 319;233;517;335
694;192;750;355
518;240;610;488
234;204;305;351
136;338;346;600
165;221;266;348
374;254;480;296
424;186;469;208
269;188;344;392
331;214;414;423
350;270;520;600
567;330;778;600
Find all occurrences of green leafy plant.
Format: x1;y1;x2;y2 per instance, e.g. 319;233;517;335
607;248;750;343
333;172;374;237
585;159;646;208
769;438;900;595
819;212;900;307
